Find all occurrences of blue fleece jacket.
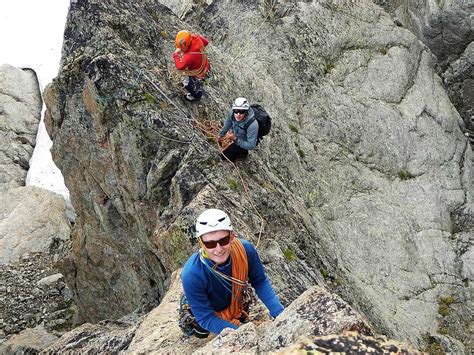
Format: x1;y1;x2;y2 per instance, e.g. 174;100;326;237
218;108;259;151
181;238;284;334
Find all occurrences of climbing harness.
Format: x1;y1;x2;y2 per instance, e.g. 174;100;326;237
178;48;209;79
178;294;210;338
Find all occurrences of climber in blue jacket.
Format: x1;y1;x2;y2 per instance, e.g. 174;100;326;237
218;97;259;161
180;209;284;337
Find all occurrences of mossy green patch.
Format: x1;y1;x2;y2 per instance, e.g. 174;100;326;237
438;303;449;317
261;182;276;192
324;62;335;75
438;295;455;317
398;170;415;180
228;178;238;190
320;267;329;279
283;248;296;261
143;92;155;105
151;12;160;22
297;148;305;158
166;225;191;269
438;327;449;335
440;296;455;306
159;100;169;111
424;340;444;354
307;190;317;205
288;123;299;133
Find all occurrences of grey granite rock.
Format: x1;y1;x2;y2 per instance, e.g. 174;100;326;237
44;0;472;351
375;0;474;147
0;186;70;265
375;0;473;67
0;65;76;342
0;65;42;191
0;325;59;354
443;42;474;135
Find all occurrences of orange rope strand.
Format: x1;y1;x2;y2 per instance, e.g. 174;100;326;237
194;119;265;248
215;238;248;325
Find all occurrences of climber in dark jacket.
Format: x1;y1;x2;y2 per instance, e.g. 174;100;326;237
218;97;258;161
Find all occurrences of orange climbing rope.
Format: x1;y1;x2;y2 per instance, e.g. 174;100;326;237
193;118;265;248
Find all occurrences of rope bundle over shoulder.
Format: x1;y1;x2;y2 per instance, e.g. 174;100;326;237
215;238;249;325
199;238;249;325
181;45;209;79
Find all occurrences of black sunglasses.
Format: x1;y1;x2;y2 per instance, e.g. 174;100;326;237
201;234;231;249
233;110;248;115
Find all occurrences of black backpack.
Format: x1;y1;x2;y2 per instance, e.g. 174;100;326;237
243;104;272;140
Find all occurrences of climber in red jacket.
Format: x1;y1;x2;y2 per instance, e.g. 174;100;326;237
173;30;210;101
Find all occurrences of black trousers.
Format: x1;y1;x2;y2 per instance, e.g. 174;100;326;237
185;76;204;99
221;143;249;161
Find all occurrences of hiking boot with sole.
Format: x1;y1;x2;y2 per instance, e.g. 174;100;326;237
185;93;196;101
182;77;190;88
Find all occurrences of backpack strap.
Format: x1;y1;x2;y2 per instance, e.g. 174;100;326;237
243;117;256;131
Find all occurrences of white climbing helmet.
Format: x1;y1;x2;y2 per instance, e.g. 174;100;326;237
195;209;233;238
232;97;250;111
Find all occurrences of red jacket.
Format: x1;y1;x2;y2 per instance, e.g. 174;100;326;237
173;34;210;79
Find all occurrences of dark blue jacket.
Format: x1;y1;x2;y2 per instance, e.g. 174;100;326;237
181;238;284;334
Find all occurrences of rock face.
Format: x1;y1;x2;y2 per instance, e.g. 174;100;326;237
375;0;473;67
0;65;75;350
0;190;75;338
45;0;472;351
47;270;417;354
375;0;474;144
0;65;42;190
0;64;70;265
0;186;70;265
44;315;140;354
443;42;474;137
0;326;59;355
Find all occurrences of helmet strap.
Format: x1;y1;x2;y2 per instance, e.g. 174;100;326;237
198;238;210;259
